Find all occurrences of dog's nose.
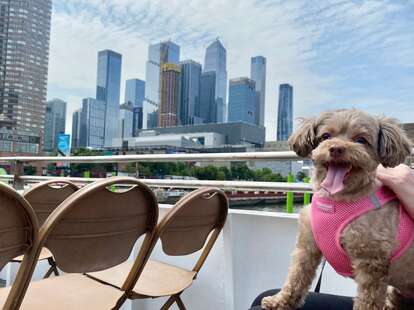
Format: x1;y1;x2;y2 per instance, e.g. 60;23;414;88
329;146;345;158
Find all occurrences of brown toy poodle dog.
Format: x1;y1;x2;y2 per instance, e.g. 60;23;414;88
262;109;414;310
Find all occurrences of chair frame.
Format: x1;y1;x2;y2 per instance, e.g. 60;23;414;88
119;187;228;310
4;177;158;310
0;182;39;310
12;179;80;278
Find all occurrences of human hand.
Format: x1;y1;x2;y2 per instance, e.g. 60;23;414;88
376;164;414;219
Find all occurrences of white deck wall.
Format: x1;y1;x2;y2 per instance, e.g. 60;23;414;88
132;206;357;310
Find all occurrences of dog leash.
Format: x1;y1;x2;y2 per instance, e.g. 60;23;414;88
314;259;327;293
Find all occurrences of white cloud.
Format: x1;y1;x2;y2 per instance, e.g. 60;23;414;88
49;0;414;140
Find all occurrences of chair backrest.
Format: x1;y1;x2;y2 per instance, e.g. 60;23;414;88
5;177;158;310
39;177;158;273
0;182;39;310
23;180;79;226
158;187;228;256
0;182;38;270
121;187;228;294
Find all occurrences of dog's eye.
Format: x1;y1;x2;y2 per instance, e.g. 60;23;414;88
355;137;367;144
321;133;331;140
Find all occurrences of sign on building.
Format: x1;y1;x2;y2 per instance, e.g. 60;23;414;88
57;134;70;168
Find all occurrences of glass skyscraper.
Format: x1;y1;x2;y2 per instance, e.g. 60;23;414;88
79;98;105;149
250;56;266;127
204;39;227;123
0;0;52;154
143;41;180;129
125;79;145;107
125;79;145;135
277;84;293;141
44;99;67;151
71;109;81;149
228;78;257;125
119;103;134;139
96;50;122;147
198;71;216;123
180;60;201;125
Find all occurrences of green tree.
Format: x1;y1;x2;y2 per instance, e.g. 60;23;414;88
69;148;113;177
231;163;254;180
296;171;306;182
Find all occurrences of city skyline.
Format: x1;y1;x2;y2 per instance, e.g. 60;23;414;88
49;1;414;141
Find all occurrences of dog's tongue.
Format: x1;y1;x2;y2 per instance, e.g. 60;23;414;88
321;164;348;195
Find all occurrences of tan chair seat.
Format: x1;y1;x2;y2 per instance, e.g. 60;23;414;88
89;259;196;297
0;274;123;309
12;248;53;262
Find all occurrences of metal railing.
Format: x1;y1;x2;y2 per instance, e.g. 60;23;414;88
0;151;298;163
0;151;313;192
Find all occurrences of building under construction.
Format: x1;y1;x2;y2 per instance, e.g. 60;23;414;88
159;63;181;128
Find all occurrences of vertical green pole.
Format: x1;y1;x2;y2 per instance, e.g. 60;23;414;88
303;177;311;205
83;171;90;179
286;173;294;213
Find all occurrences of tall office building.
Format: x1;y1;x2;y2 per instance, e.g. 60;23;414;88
277;84;293;141
96;50;122;147
198;71;216;123
71;109;81;149
250;56;266;127
125;79;145;135
204;39;227;123
228;78;257;125
159;64;181;128
79;98;106;149
44;99;67;151
119;102;134;139
180;60;201;125
143;41;180;129
0;0;52;154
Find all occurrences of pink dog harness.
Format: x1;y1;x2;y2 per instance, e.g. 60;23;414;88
311;186;414;277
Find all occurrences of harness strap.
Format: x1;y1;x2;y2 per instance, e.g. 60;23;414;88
314;259;327;293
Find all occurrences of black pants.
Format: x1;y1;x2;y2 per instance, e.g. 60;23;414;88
249;289;353;310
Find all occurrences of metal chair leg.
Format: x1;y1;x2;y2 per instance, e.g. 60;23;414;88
174;295;186;310
160;296;175;310
43;257;59;279
111;293;128;310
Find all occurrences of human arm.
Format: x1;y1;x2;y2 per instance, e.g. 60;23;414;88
376;164;414;219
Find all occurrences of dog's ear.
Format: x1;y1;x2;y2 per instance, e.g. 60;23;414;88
377;117;412;167
288;117;319;158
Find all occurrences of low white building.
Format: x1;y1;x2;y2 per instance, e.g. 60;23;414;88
112;131;225;149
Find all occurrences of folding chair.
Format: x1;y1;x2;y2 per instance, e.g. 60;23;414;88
0;182;39;310
88;187;229;310
0;176;158;309
12;180;79;278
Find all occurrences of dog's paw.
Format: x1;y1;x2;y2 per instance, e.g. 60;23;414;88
261;295;293;310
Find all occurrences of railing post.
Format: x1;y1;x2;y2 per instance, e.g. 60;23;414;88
13;161;24;190
286;173;294;213
111;171;116;192
303;177;311;205
135;162;139;178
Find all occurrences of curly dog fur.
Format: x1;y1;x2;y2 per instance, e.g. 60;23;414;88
262;109;414;310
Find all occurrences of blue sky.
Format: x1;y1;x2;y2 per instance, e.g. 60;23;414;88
48;0;414;141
